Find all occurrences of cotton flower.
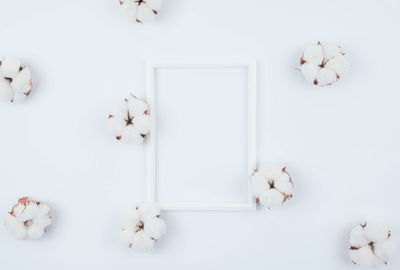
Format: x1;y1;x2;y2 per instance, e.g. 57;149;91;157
0;57;32;103
108;94;151;143
120;203;166;251
119;0;162;23
349;222;396;268
250;165;293;208
4;197;52;240
300;42;350;86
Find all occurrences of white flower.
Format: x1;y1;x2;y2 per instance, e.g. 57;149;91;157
250;165;293;208
0;57;32;103
119;0;162;23
300;42;350;86
4;197;52;240
120;203;166;251
349;222;396;268
108;94;151;144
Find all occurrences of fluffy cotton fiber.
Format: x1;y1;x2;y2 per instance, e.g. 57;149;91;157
300;42;350;86
108;94;151;143
4;197;52;240
120;203;166;251
250;165;293;208
0;57;32;103
349;222;396;268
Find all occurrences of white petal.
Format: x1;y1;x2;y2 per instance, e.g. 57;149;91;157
258;189;285;208
321;43;342;60
144;217;166;239
110;100;129;118
302;44;323;65
325;54;350;77
300;63;319;83
11;91;27;103
133;114;151;134
0;58;21;78
11;67;32;93
121;208;140;229
315;67;337;86
127;95;148;117
350;224;369;247
258;165;285;181
132;230;155;251
138;203;160;220
136;4;156;23
120;0;138;18
4;214;27;240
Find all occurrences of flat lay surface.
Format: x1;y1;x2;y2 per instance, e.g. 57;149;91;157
1;0;400;269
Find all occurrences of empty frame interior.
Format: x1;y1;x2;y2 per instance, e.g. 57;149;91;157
146;59;256;211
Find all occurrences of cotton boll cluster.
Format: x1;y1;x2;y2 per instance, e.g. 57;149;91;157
108;94;151;143
300;42;350;86
0;57;32;103
4;197;52;240
349;222;396;268
120;203;166;251
250;165;293;208
119;0;162;23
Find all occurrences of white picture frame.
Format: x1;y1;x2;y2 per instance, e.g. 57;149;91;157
145;58;257;211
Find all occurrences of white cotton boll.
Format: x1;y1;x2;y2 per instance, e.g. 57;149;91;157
259;189;285;208
108;95;150;143
144;217;166;239
138;203;160;220
132;230;156;251
300;42;350;86
119;203;165;251
0;58;21;78
315;67;337;86
349;222;396;267
4;214;27;240
0;58;32;103
4;198;51;240
134;114;151;134
250;165;293;208
121;208;140;229
302;44;323;65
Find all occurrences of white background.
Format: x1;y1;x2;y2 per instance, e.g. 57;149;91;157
1;0;400;269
